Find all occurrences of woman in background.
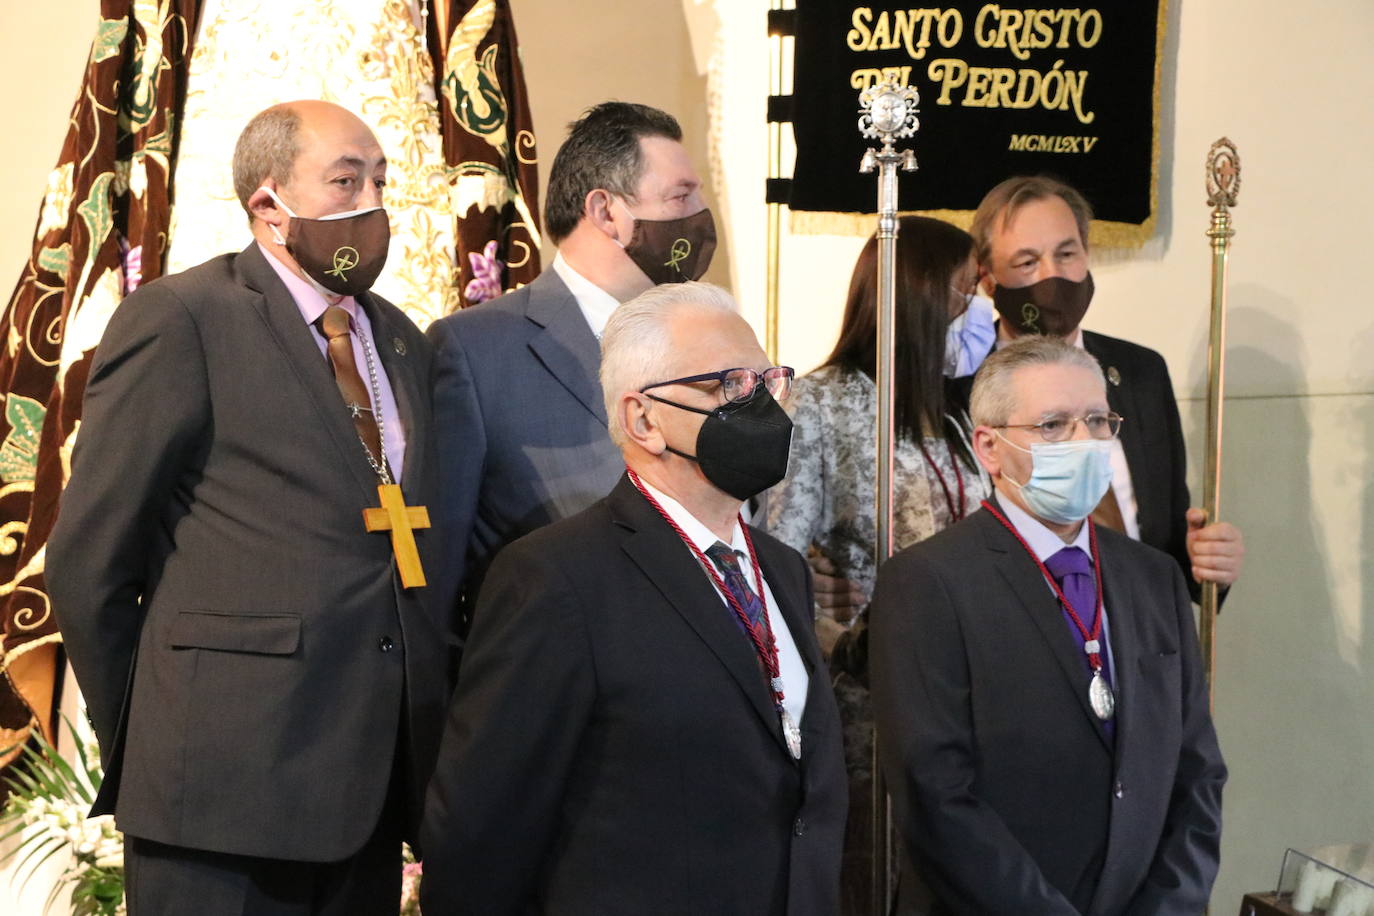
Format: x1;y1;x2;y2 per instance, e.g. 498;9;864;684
766;215;994;916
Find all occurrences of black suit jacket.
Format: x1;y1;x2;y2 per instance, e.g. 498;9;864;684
420;474;848;916
952;330;1196;594
870;505;1226;916
1081;330;1193;594
426;269;624;628
48;244;451;862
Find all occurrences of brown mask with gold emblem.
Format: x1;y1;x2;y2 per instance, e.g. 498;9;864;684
991;273;1095;338
261;186;391;297
617;202;717;286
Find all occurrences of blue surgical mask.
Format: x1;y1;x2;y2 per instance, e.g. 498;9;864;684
996;434;1113;524
944;292;997;378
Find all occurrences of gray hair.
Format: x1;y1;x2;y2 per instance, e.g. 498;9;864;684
970;335;1104;427
600;281;739;447
232;106;303;217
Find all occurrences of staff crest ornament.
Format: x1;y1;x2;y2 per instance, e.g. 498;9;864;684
858;80;920;141
1205;138;1241;210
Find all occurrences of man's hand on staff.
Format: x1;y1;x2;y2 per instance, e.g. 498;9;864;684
1185;507;1245;588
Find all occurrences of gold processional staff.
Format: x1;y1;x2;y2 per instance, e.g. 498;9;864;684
1201;138;1240;700
856;76;920;916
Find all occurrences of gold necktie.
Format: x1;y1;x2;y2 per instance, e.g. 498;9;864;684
316;305;384;469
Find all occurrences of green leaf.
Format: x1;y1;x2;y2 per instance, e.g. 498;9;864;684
77;172;116;255
90;19;128;64
36;243;72;281
0;393;46;484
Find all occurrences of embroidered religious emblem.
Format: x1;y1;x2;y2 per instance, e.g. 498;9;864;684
363;483;431;588
1020;302;1041;332
327;245;361;280
665;237;691;272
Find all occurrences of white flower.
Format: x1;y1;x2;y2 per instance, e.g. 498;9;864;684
37;163;75;237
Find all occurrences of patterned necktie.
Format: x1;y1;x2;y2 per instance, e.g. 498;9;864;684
315;305;384;468
1044;545;1114;735
705;541;767;631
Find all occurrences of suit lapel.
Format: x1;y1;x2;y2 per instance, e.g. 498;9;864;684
980;510;1114;752
1083;332;1147;496
1096;533;1140;753
610;479;792;757
358;294;426;494
235;244;378;501
524;271;608;426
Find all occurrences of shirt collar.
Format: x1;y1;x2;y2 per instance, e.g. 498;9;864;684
552;250;620;337
258;242;358;326
992;490;1091;562
639;478;746;556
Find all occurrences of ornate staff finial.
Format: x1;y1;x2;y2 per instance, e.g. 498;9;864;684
1206;137;1241;212
858;79;920;173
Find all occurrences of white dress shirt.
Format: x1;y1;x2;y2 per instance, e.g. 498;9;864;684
552;250;620;339
640;480;810;727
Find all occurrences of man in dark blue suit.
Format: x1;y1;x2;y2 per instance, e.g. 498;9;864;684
426;101;716;627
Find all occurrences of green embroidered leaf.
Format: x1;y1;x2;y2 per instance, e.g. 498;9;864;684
0;394;46;483
90;19;128;64
37;244;72;282
77;172;116;253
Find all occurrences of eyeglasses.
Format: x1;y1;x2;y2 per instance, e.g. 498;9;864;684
641;366;795;404
996;411;1124;442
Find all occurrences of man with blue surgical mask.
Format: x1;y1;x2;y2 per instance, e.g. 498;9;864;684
969;174;1244;597
870;335;1226;916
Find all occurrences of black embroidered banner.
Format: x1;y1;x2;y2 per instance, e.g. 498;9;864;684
786;2;1165;242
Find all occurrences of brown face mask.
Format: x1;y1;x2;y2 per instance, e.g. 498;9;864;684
263;187;391;297
991;273;1095;337
618;203;717;285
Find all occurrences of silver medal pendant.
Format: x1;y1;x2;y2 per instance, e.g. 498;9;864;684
781;708;802;759
1088;670;1115;721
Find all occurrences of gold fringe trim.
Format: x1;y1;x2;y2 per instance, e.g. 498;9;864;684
789;208;1157;249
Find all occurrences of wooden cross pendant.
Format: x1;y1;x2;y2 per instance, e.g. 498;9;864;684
362;483;430;588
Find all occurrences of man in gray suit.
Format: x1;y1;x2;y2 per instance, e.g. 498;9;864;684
427;101;716;623
48;101;449;915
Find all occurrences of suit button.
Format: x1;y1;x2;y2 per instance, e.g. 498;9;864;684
1113;781;1125;799
793;816;805;837
378;636;395;653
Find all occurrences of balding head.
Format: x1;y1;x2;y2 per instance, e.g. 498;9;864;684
235;101;385;219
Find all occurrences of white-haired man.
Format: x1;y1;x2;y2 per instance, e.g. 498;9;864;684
871;335;1226;916
420;282;846;916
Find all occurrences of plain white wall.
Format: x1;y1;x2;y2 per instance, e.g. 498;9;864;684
1;0;1371;911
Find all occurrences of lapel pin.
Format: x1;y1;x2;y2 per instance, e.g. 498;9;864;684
1106;366;1121;386
392;337;407;356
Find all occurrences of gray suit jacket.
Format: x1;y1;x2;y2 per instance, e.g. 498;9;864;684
426;268;622;626
48;244;451;863
870;503;1226;916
